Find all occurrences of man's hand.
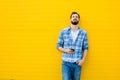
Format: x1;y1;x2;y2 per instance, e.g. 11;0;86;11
77;59;85;66
64;49;74;54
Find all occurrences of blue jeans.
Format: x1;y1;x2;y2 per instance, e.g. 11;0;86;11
62;61;82;80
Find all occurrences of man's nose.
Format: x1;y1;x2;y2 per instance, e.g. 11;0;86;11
73;18;77;20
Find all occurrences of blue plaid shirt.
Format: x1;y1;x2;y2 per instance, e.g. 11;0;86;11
57;26;88;63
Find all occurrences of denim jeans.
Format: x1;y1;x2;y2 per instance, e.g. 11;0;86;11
62;61;82;80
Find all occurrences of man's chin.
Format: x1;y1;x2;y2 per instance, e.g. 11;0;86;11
71;22;79;25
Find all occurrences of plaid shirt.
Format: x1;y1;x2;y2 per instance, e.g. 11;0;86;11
57;26;88;63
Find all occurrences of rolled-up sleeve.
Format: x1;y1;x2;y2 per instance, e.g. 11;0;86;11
82;32;88;50
56;31;64;49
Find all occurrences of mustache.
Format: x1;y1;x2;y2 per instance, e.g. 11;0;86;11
73;19;77;20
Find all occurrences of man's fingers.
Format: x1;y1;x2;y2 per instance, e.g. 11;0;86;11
68;50;74;54
78;63;82;66
76;61;79;64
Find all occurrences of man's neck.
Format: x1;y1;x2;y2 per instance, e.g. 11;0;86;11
70;24;79;32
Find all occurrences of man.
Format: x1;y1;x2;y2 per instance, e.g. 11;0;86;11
56;12;88;80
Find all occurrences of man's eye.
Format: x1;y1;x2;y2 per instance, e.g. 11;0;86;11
72;16;78;18
75;16;78;18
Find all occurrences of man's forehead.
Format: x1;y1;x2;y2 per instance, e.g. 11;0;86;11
72;14;79;17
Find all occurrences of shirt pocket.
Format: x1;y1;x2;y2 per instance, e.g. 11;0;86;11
77;36;83;42
63;35;71;42
63;36;71;47
76;37;83;47
64;38;71;46
64;38;69;42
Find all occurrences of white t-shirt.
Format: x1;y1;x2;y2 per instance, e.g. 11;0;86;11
71;30;79;43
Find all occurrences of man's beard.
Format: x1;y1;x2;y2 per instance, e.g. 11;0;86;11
71;21;79;25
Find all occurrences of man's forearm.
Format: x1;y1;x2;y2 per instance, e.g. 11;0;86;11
82;50;88;60
58;47;66;53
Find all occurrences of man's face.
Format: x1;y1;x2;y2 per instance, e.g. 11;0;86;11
70;14;80;25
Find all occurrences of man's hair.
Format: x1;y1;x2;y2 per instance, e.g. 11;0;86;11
70;12;80;19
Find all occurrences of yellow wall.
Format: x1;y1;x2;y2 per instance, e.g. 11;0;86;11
0;0;120;80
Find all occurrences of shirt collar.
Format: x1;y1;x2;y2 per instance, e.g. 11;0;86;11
68;26;80;31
